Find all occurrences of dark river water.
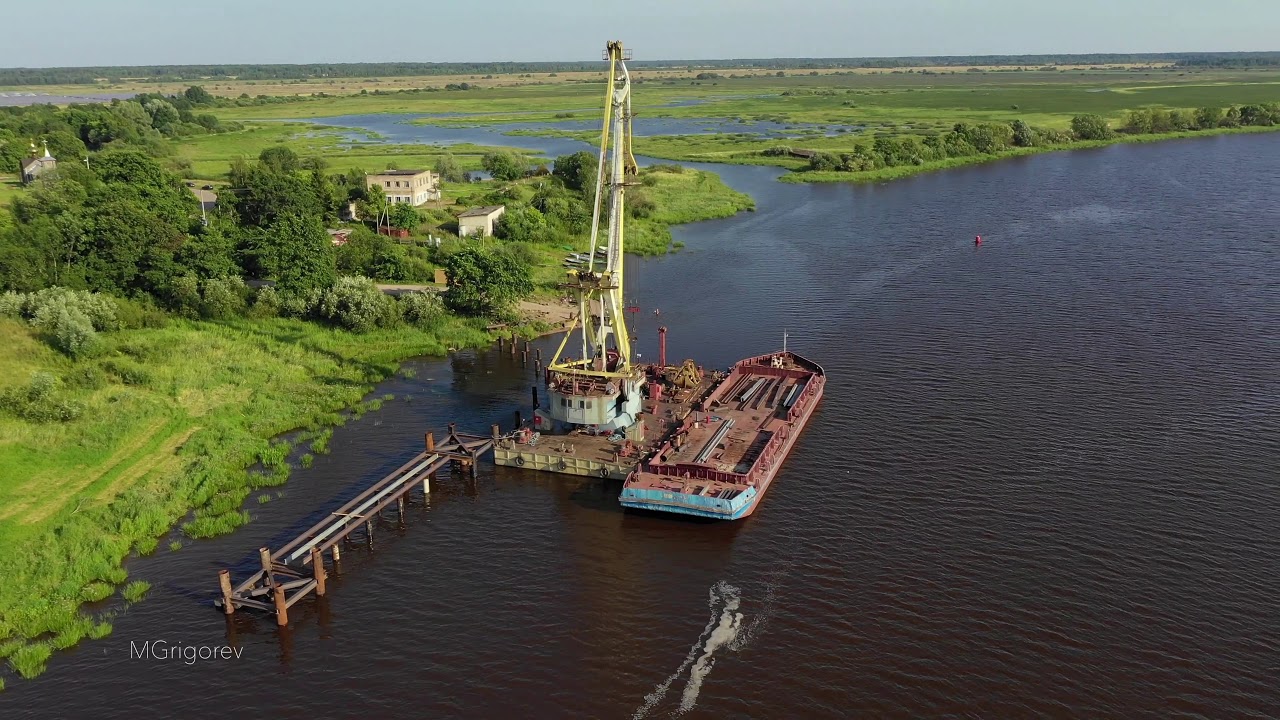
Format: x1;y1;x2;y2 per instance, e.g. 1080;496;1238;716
3;130;1279;719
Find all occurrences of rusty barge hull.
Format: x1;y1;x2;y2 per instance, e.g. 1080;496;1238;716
619;350;825;520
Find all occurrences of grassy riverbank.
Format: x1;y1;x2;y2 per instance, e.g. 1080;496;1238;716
0;313;502;681
778;125;1280;183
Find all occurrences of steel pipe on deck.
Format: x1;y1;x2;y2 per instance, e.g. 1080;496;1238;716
694;418;735;465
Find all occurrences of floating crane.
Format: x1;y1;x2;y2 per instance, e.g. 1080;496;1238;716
535;41;646;437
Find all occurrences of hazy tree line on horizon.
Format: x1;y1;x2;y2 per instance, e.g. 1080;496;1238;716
2;52;1279;85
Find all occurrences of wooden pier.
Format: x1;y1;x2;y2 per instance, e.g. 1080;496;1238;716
215;424;495;625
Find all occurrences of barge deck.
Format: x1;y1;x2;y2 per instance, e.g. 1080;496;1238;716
619;350;825;519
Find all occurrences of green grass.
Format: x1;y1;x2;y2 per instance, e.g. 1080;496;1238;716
626;166;755;255
8;642;51;679
121;581;150;603
175;122;530;180
168;540;182;552
0;313;498;682
309;429;332;454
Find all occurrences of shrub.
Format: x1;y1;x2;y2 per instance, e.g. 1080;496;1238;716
249;285;280;318
200;276;248;319
317;276;392;332
38;306;99;358
626;189;657;218
279;287;323;319
20;288;119;331
399;291;447;328
114;296;169;329
0;372;84;422
1071;114;1112;141
0;291;22;318
166;274;201;318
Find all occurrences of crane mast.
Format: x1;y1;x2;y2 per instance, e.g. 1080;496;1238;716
535;41;646;438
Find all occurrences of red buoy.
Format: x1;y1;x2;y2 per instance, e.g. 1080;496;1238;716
975;235;982;246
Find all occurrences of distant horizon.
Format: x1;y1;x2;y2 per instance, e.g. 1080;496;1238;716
5;0;1279;68
3;49;1279;73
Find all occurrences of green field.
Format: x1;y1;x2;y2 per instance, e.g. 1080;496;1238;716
174;67;1280;184
173;122;537;180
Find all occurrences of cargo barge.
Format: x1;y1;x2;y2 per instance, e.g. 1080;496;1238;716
492;41;824;520
619;349;824;519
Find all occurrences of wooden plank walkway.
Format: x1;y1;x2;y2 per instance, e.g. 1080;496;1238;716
215;424;496;625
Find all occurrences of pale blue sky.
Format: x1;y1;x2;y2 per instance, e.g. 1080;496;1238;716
5;0;1277;67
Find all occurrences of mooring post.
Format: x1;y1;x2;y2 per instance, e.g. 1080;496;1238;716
535;360;541;376
448;422;456;439
332;544;341;563
260;547;287;626
497;336;503;351
522;350;527;366
535;347;542;362
426;431;437;484
532;385;539;410
311;547;327;597
273;584;288;627
510;333;517;354
218;569;235;615
524;340;530;353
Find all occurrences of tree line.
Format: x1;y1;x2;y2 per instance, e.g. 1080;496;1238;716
5;52;1280;86
801;102;1280;174
0;86;239;176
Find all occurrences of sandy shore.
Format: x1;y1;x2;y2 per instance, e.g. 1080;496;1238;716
518;298;578;337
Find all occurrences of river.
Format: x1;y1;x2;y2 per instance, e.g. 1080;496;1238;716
2;124;1277;719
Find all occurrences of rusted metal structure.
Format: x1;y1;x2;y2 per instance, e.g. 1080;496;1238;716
620;347;825;519
215;425;494;625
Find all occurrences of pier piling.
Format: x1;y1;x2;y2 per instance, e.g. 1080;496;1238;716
522;350;527;365
219;570;234;615
311;547;326;597
215;425;494;624
532;385;539;410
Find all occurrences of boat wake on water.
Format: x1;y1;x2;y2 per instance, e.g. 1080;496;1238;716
633;578;779;718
